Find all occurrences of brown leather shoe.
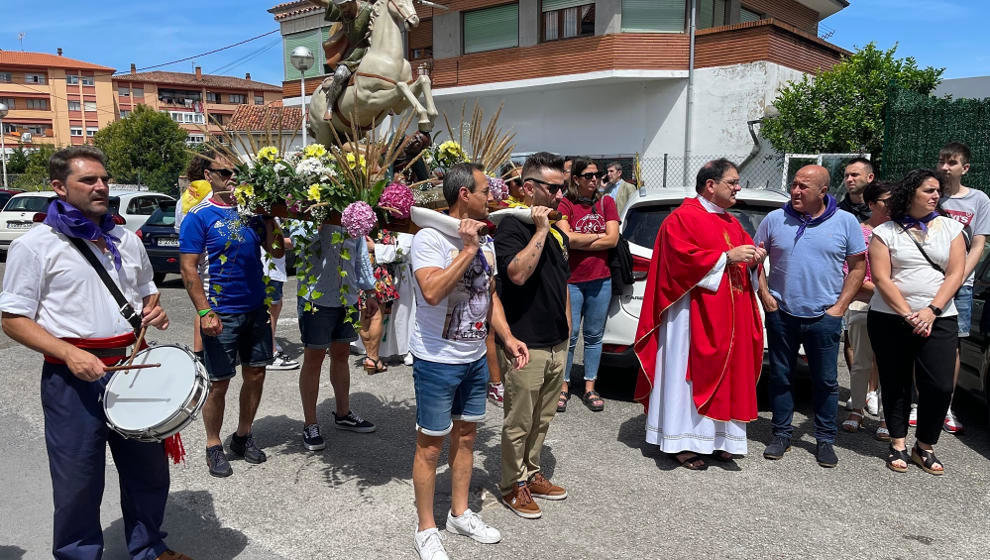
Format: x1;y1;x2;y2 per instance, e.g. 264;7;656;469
156;551;193;560
501;482;542;519
527;472;567;500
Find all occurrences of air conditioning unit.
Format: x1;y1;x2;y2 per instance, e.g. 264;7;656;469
21;132;32;143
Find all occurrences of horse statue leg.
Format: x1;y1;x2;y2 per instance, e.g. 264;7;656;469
411;75;439;122
395;80;435;132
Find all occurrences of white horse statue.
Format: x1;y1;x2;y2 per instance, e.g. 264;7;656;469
308;0;439;145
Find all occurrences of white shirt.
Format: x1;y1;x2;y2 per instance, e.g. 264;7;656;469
869;216;963;316
0;224;157;338
409;228;496;364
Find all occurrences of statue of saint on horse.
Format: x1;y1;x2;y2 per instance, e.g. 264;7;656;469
306;0;439;145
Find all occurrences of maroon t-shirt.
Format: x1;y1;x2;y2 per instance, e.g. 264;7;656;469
557;196;620;284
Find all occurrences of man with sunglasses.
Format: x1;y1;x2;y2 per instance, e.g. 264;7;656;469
602;161;637;216
493;152;571;519
180;154;285;478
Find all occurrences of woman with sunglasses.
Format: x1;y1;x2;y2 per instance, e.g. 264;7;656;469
556;158;619;412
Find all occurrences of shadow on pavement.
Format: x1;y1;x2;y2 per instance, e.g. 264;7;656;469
947;391;990;462
0;545;26;559
102;490;249;560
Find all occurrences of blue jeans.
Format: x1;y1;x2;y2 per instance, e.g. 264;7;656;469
765;310;843;443
565;277;612;383
954;284;973;337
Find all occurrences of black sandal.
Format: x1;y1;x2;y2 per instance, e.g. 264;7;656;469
362;356;387;374
674;452;708;471
582;390;604;412
556;391;568;413
911;444;944;476
885;445;909;473
710;450;735;462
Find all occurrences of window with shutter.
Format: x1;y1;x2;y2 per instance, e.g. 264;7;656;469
740;7;762;23
621;0;686;33
542;1;595;42
463;4;519;54
697;0;728;29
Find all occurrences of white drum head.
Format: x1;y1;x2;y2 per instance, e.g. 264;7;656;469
104;345;196;432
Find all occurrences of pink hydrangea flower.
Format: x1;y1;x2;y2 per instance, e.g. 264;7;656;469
378;182;415;219
341;201;378;238
488;176;508;202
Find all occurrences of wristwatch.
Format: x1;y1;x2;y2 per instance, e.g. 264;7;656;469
928;304;943;316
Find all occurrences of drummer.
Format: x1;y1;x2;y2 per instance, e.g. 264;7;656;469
0;146;188;560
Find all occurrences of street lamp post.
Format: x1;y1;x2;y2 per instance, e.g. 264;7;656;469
290;46;315;150
0;102;8;189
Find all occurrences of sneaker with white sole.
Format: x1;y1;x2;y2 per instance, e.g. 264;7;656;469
333;410;376;433
445;508;502;544
865;390;880;416
302;423;326;451
487;382;504;408
414;528;449;560
908;403;918;427
944;408;964;434
404;353;415;366
268;351;299;371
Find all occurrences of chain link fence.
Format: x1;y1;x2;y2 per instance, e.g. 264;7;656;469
883;86;990;191
635;152;788;194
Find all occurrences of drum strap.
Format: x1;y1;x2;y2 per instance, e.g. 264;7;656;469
66;236;143;334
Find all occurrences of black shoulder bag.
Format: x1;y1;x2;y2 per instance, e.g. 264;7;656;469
593;199;634;294
897;223;944;274
67;236;144;333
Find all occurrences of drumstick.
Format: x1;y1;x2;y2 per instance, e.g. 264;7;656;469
125;293;159;367
105;363;161;372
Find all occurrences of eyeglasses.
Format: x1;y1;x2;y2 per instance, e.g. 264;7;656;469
577;171;604;181
720;179;741;186
524;177;566;194
209;167;235;179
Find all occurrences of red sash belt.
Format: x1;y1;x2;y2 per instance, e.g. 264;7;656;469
44;333;139;366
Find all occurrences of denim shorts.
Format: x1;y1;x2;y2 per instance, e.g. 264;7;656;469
201;306;274;381
297;298;357;349
954;284;973;337
269;280;284;304
412;355;488;436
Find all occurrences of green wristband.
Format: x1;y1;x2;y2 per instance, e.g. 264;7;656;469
198;308;212;317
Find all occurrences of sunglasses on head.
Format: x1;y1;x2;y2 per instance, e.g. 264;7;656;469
525;177;566;194
209;167;235;179
577;171;604;180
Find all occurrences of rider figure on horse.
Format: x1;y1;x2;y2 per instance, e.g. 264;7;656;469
310;0;374;121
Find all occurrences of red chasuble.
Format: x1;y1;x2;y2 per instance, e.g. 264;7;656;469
633;197;763;422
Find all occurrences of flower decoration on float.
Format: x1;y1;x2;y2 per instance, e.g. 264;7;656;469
341;201;378;238
378;182;415;219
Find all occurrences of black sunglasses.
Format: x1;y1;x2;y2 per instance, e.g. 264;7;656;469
577;171;604;180
524;176;566;194
209;167;235;179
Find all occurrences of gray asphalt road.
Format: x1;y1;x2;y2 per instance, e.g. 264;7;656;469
1;267;989;560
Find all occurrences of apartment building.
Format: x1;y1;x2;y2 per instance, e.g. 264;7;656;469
112;66;284;144
271;0;849;184
0;50;116;148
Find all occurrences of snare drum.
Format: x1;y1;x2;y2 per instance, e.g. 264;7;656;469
103;344;211;442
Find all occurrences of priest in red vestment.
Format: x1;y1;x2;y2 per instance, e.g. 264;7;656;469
633;159;765;470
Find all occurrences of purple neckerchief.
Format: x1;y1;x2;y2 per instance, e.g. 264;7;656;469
43;199;122;270
783;194;838;240
897;212;939;232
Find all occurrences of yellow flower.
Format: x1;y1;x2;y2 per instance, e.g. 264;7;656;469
234;184;255;198
307;183;322;202
439;140;465;160
303;144;327;158
257;146;279;162
345;152;367;170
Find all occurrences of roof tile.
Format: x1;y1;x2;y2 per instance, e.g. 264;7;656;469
227;103;302;131
111;71;282;92
0;51;115;72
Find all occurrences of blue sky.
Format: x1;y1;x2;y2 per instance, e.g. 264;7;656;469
0;1;985;86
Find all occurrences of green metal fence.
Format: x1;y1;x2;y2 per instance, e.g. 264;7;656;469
882;86;990;190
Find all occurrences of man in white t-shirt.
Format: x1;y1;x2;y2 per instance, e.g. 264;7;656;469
936;141;990;434
409;162;530;560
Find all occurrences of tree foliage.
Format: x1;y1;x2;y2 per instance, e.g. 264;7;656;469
93;104;189;195
761;43;944;158
9;144;56;191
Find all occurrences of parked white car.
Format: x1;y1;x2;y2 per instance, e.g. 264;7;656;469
110;191;175;233
0;191;58;257
600;188;790;375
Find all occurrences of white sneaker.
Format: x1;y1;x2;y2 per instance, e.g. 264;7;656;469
268;351;300;371
908;403;918;427
446;508;502;544
414;528;449;560
944;408;964;434
404;353;415;366
865;391;880;416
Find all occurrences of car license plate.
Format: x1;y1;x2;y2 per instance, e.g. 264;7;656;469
6;221;33;230
157;238;179;247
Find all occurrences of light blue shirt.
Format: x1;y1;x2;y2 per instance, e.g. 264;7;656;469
754;208;866;318
292;223;374;308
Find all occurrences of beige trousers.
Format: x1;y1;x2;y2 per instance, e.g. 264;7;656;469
499;341;566;495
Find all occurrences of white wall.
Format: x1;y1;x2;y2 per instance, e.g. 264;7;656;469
431;78;687;159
